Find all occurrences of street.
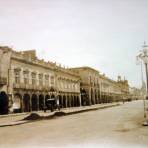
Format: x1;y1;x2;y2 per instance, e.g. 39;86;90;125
0;100;148;148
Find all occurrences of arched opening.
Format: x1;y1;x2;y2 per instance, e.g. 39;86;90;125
101;93;104;103
39;94;44;110
81;88;87;106
101;94;103;103
74;96;77;107
45;95;50;108
107;95;110;103
59;95;62;108
63;95;66;108
77;96;80;107
91;88;94;105
71;96;74;107
23;94;30;112
0;91;9;115
67;96;70;107
108;95;112;103
98;90;101;104
95;90;98;104
31;94;38;111
13;93;22;113
105;94;107;103
69;96;72;107
76;96;79;107
103;95;105;103
105;95;107;103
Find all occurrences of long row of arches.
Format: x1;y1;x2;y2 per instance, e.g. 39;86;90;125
80;88;123;106
0;89;122;115
12;93;80;113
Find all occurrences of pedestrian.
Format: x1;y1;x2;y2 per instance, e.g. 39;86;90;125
56;98;60;111
123;97;125;104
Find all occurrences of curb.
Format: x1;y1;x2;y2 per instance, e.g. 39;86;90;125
66;103;120;115
0;112;29;119
0;103;120;127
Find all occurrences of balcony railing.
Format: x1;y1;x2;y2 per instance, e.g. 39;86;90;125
0;77;7;85
13;83;52;91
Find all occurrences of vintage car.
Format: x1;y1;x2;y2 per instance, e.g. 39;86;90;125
45;98;60;112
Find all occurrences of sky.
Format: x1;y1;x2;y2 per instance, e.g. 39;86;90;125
0;0;148;88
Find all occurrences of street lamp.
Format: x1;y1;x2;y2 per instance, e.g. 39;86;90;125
137;42;148;126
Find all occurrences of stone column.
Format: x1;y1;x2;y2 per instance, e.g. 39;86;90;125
79;94;81;106
71;96;73;107
21;93;24;112
92;89;94;104
30;94;32;112
89;88;91;105
70;96;73;107
99;83;102;103
65;95;67;108
43;95;46;109
69;96;71;107
61;95;63;108
96;89;98;104
37;94;39;111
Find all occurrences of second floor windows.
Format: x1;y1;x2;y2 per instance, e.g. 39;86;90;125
23;70;29;85
50;76;54;85
39;74;43;86
31;72;36;85
45;75;49;86
14;70;20;84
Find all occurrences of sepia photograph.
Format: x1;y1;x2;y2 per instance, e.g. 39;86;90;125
0;0;148;148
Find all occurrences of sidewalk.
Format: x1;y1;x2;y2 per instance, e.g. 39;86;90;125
0;102;120;127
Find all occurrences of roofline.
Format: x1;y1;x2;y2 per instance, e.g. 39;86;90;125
69;66;100;73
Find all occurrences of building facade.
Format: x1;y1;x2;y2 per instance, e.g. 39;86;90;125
0;46;130;115
70;67;129;105
0;46;80;114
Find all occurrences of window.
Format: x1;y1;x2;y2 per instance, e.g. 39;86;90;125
50;76;54;85
23;70;29;84
89;76;92;85
39;74;43;86
61;81;63;89
31;72;36;85
14;70;20;84
45;75;49;86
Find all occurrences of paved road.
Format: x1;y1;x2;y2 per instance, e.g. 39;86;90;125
0;100;148;148
0;102;118;125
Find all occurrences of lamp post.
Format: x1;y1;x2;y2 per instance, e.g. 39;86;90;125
137;42;148;126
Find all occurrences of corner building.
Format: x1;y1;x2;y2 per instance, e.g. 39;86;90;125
0;46;81;114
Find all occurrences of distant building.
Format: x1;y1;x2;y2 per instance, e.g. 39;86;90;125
117;75;129;100
129;87;143;100
69;67;129;105
141;81;146;95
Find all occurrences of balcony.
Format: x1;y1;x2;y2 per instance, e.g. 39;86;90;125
13;83;53;91
0;77;7;85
